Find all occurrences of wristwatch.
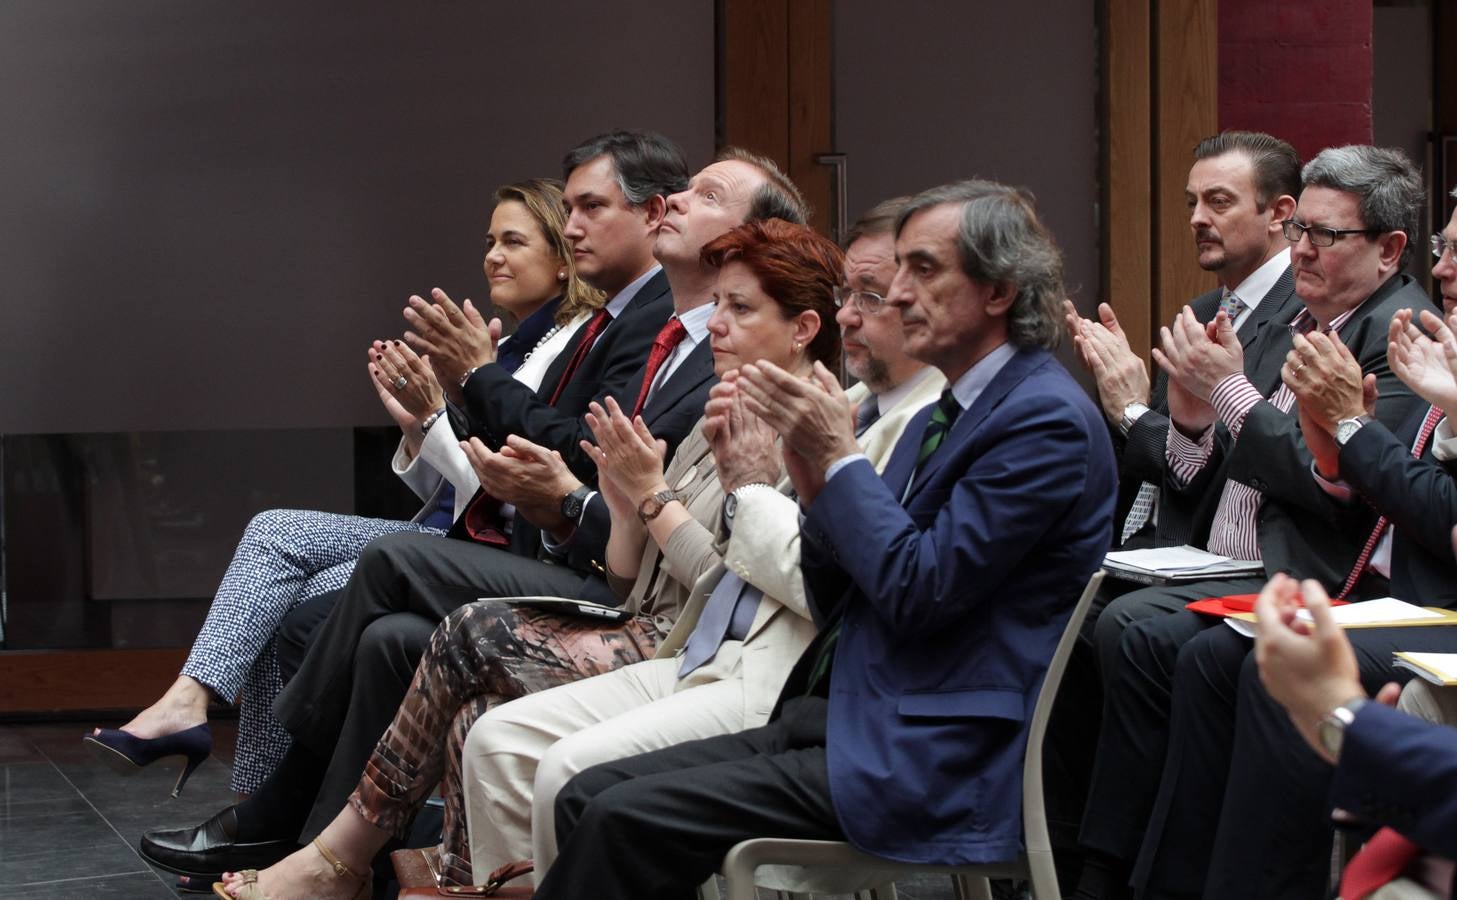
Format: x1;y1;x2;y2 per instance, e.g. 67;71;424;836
559;484;593;522
1316;697;1368;760
723;482;774;529
1334;415;1372;446
1119;401;1151;437
636;489;677;523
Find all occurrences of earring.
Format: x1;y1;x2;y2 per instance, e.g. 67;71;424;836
793;341;803;353
557;270;566;280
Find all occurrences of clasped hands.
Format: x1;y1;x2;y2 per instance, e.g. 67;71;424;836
730;360;857;508
1063;300;1150;424
402;287;503;398
1151;306;1243;435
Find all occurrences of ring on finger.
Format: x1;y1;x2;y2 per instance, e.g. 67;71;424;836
393;375;409;390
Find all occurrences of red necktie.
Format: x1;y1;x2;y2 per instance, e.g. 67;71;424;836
630;317;688;417
547;309;612;406
1336;404;1444;599
1339;827;1423;900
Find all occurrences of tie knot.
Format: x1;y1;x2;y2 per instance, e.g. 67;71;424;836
1218;288;1245;321
934;388;960;421
654;317;688;349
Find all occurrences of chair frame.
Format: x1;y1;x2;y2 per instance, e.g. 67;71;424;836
718;571;1106;900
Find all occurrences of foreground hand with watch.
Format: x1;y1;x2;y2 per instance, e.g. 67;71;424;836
1253;572;1401;765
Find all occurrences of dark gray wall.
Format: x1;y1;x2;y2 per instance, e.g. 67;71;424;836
834;2;1100;317
0;1;714;433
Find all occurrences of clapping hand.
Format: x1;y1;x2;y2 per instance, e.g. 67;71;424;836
702;374;782;495
1152;306;1244;401
1389;308;1457;418
369;341;444;455
402;288;502;395
581;397;670;509
1065;300;1150;424
459;435;582;529
735;361;856;507
1282;331;1371;432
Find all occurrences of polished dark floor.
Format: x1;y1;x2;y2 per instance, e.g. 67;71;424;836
0;720;1011;899
0;719;239;898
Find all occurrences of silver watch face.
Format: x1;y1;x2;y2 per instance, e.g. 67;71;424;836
1335;420;1361;445
724;493;738;520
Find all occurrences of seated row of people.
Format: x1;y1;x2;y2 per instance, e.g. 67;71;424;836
1064;129;1457;900
107;129;1113;898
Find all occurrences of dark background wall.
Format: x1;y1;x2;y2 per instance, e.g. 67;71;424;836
0;1;715;434
834;2;1100;317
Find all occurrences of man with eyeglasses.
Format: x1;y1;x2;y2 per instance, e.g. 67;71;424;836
1123;184;1457;900
835;196;945;457
1069;145;1430;900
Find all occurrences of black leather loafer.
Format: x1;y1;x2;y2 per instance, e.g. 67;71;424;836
139;806;296;877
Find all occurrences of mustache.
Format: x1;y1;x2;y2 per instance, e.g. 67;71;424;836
1194;230;1220;244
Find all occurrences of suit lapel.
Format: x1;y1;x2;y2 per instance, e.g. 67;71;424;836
642;340;715;425
1235;267;1296;348
902;348;1046;501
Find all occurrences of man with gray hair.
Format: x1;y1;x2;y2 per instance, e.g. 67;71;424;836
531;179;1117;898
1070;145;1431;900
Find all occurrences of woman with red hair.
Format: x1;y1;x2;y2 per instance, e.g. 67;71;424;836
218;219;844;899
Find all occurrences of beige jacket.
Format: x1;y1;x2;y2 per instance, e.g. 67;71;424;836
655;368;947;722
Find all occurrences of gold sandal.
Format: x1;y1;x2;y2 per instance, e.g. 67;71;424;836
211;837;372;899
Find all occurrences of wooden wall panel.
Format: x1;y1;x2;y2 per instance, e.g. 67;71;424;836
718;0;833;236
1103;0;1154;363
0;649;187;714
786;0;833;233
1155;0;1220;331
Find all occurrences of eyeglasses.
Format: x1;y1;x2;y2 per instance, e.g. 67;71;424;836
1433;234;1456;262
832;286;888;316
1282;219;1381;248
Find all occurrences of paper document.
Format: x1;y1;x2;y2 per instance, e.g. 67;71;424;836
1226;597;1456;638
1103;546;1263;584
1393;651;1457;686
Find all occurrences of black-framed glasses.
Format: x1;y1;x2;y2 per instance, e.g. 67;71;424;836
1433;234;1456;262
1282;219;1381;248
832;286;888;316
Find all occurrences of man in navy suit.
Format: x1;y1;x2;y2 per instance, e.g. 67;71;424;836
532;179;1118;898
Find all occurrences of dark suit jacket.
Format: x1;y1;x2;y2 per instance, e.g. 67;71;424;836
787;347;1117;865
1331;702;1457;863
460;269;674;481
1117;269;1301;546
1170;273;1430;587
1338;402;1457;607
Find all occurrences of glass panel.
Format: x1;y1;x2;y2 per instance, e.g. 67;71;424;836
1;427;418;651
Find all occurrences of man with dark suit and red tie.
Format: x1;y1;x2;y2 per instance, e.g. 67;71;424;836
532;178;1118;899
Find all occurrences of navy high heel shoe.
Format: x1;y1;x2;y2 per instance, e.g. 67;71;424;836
83;723;212;797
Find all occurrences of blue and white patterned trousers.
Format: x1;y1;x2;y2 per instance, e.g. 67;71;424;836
180;508;444;793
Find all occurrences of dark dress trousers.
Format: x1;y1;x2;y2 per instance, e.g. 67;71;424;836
536;347;1118;898
1134;400;1457;899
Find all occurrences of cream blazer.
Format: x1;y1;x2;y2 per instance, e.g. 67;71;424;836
654;367;947;723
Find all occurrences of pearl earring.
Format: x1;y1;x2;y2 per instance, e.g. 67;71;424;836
558;270;566;280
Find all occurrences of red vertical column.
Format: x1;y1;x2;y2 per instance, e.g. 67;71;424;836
1218;0;1373;159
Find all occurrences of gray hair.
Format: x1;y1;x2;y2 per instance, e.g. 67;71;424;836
562;130;689;208
895;180;1065;350
1301;145;1425;266
714;147;810;225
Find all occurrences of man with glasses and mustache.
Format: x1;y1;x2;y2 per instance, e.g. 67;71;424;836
1068;145;1430;900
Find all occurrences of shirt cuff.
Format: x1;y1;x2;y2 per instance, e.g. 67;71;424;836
824;453;869;483
1433;417;1457;462
1165;423;1214;487
1209;372;1264;437
1310;461;1355;502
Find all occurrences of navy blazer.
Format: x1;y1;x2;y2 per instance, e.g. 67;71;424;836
1331;702;1457;864
795;347;1117;865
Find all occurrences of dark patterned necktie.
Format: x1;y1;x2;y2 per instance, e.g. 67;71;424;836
917;388;962;465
